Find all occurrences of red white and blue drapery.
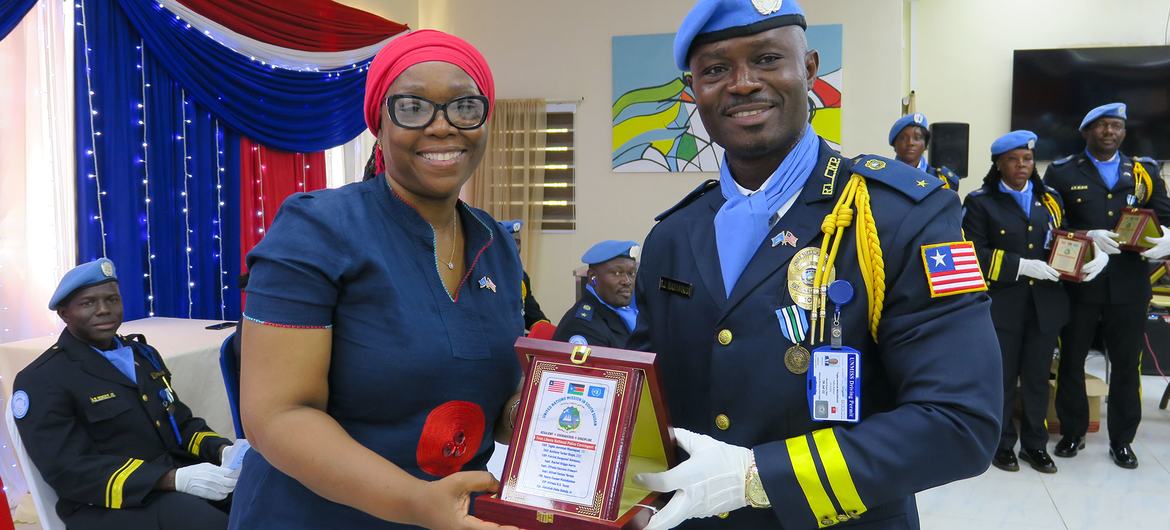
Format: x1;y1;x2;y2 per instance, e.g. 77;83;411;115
75;0;406;321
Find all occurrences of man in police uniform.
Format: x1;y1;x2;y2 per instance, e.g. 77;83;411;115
553;240;639;348
1044;102;1170;469
498;219;552;331
630;1;1001;528
889;113;960;190
12;259;245;529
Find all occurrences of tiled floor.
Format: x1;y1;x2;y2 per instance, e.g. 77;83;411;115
918;355;1170;530
13;357;1168;529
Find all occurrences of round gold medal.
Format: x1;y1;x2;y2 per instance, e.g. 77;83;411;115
784;345;810;375
787;247;834;310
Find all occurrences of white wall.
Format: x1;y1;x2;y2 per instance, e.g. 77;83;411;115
419;0;906;319
912;0;1170;195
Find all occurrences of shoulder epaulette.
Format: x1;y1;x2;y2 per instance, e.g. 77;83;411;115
966;188;988;197
938;166;957;179
1136;155;1158;165
655;179;718;221
122;333;148;346
574;302;595;322
28;343;65;370
1044;185;1060;195
1052;154;1075;166
850;155;941;202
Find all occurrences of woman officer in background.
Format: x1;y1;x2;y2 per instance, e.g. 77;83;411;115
962;130;1107;475
229;30;522;530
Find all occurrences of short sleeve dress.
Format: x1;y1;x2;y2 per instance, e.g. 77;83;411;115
228;176;524;529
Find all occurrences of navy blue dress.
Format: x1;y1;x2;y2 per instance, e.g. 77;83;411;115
229;176;523;529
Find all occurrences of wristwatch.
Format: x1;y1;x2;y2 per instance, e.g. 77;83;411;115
745;454;771;508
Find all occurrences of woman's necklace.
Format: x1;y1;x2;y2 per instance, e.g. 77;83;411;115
445;208;458;270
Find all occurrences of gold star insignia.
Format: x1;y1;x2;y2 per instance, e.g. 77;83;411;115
916;180;927;188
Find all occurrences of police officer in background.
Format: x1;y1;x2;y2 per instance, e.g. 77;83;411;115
12;259;246;530
889;113;960;190
630;1;1001;528
963;131;1108;474
1044;102;1170;469
552;240;639;348
498;219;551;331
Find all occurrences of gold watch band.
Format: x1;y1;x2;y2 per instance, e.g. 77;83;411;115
745;455;771;508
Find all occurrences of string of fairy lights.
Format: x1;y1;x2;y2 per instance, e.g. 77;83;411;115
73;0;368;318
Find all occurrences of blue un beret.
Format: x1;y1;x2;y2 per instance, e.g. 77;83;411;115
49;258;118;310
582;240;641;265
674;0;807;70
888;113;929;146
497;219;523;234
1079;102;1127;131
990;130;1038;159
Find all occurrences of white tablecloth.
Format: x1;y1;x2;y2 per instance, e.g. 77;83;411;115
0;317;238;439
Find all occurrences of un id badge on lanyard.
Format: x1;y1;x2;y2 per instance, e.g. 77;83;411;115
807;280;861;423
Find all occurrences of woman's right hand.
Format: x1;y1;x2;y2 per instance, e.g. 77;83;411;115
413;471;522;530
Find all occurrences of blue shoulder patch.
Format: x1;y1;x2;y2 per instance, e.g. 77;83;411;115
655;179;718;222
1052;154;1075;166
575;303;595;322
11;390;29;419
851;155;941;202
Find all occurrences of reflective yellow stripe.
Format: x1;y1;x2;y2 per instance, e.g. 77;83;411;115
105;458;142;509
812;429;867;517
786;435;838;527
989;249;1004;281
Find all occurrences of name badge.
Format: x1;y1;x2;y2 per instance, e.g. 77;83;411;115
806;347;861;423
89;392;116;404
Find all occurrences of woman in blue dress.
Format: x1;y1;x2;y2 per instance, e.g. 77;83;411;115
229;30;523;530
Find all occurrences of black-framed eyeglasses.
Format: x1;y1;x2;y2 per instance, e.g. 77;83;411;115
385;94;489;130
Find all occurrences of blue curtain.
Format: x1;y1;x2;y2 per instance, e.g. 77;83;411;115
116;0;369;152
76;1;242;321
0;0;36;41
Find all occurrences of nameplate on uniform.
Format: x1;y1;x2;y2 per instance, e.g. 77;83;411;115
90;392;116;404
1070;185;1089;191
658;276;693;298
807;347;860;423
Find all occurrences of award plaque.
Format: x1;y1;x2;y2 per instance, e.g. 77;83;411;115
476;338;677;529
1048;230;1093;282
1113;207;1162;252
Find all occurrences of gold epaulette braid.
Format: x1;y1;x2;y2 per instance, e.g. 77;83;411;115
810;174;885;345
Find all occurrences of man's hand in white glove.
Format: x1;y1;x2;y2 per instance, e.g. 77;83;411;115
1142;226;1170;259
635;428;753;530
175;462;237;500
1017;259;1060;282
1081;242;1109;281
1086;229;1121;255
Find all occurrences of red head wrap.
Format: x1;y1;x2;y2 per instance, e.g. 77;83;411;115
363;30;495;173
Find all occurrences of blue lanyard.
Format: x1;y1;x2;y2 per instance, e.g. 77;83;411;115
132;344;183;446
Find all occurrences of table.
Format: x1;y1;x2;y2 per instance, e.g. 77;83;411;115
0;317;238;439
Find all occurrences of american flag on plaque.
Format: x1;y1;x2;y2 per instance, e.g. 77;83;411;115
920;241;988;297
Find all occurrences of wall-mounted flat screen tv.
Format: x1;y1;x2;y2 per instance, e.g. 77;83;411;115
1011;46;1170;161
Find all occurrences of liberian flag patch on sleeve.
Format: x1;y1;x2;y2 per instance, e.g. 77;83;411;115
920;241;987;297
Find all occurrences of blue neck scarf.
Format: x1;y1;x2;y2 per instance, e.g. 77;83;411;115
715;124;819;297
91;337;136;384
998;179;1033;216
1086;149;1120;190
915;157;929;172
586;283;638;332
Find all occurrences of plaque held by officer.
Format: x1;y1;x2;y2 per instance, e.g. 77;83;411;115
1112;207;1162;252
476;338;678;529
1048;230;1094;282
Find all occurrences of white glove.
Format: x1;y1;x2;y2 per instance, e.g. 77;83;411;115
1086;229;1121;255
635;428;753;530
219;439;252;477
1017;259;1060;282
1080;242;1109;281
175;462;237;500
1142;226;1170;259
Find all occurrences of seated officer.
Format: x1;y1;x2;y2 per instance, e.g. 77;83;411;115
889;113;960;190
553;240;639;348
498;219;552;331
12;259;246;530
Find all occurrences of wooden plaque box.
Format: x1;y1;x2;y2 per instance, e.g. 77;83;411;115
1048;230;1093;282
475;338;677;529
1113;207;1162;252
